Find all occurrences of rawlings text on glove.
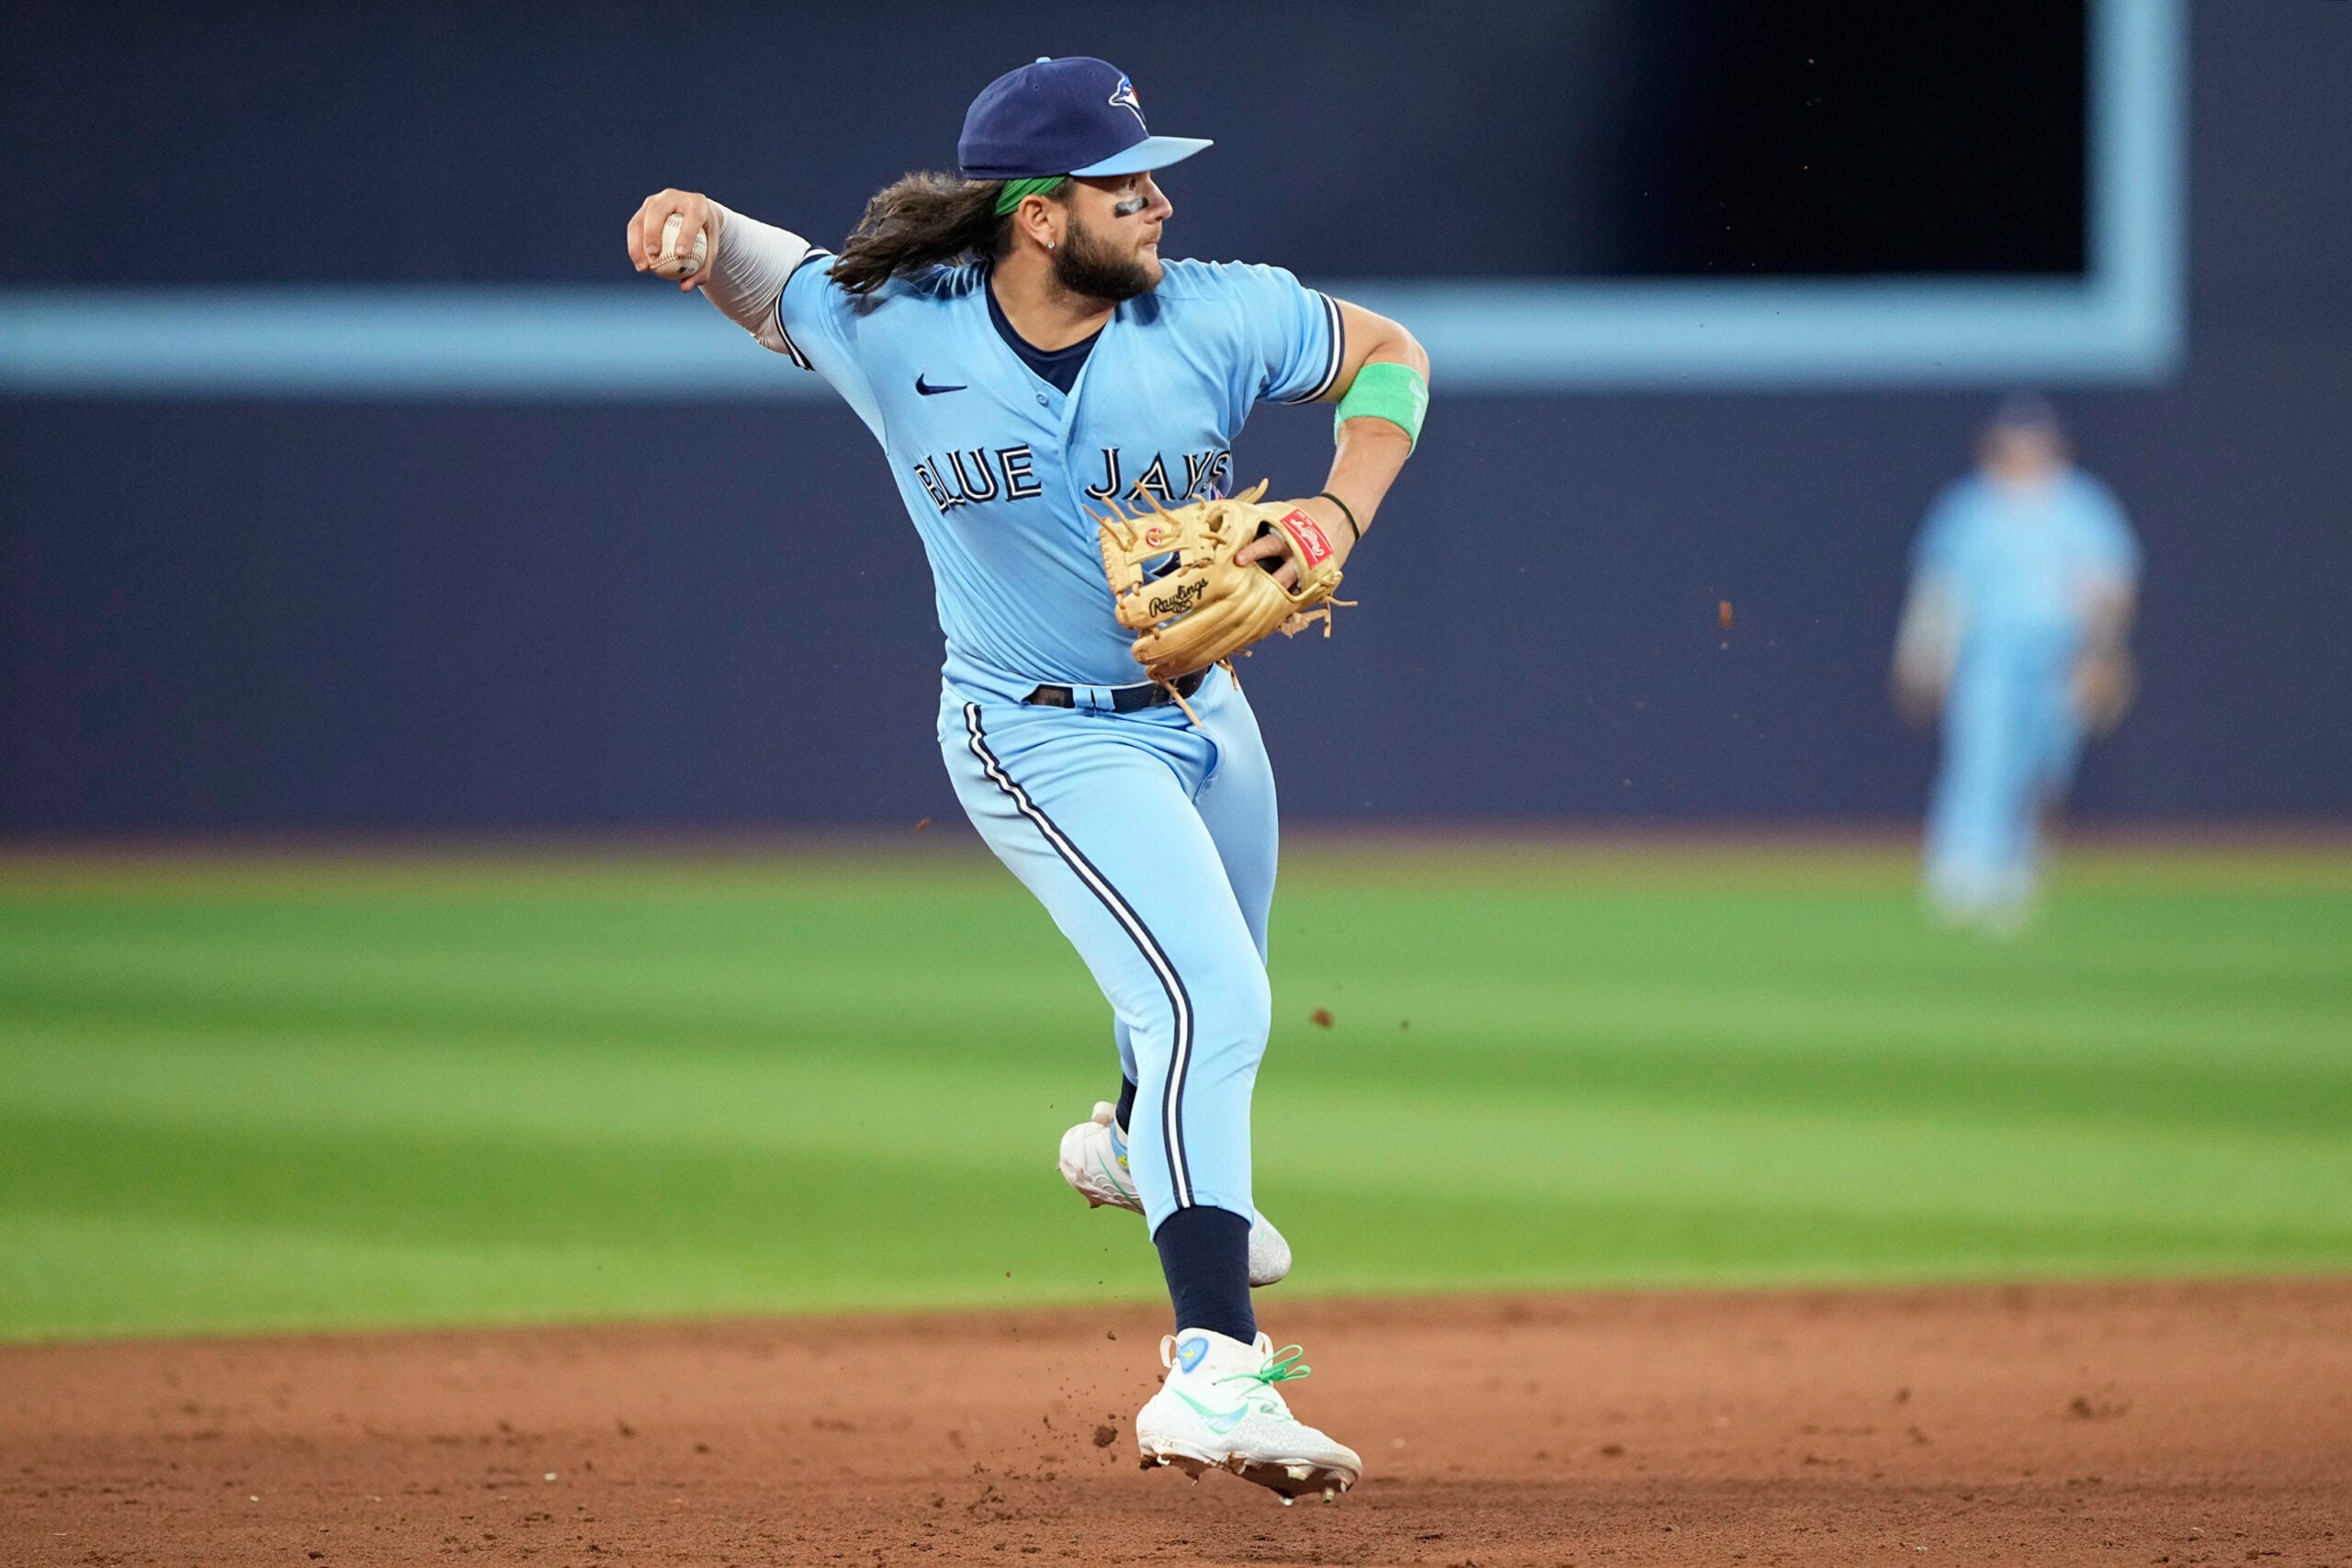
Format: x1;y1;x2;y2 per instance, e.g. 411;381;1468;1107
1095;481;1349;695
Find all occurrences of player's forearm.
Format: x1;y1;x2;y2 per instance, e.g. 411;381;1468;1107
1318;418;1413;537
1894;578;1959;670
1319;329;1428;537
1891;577;1960;723
2081;582;2136;652
701;202;813;337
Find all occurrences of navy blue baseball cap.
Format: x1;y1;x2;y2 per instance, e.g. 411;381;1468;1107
1986;390;2064;434
958;57;1211;180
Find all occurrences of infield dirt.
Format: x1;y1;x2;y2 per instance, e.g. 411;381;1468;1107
6;1280;2346;1567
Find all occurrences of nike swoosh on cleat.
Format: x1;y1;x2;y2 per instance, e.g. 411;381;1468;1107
914;374;966;395
1091;1148;1136;1203
1172;1390;1250;1436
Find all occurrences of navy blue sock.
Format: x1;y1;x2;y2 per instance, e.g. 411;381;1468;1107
1114;1077;1136;1134
1152;1205;1255;1343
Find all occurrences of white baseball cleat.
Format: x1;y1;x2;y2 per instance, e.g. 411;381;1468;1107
1135;1328;1362;1502
1057;1102;1293;1287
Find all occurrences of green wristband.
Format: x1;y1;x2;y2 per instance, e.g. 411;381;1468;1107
1333;360;1429;450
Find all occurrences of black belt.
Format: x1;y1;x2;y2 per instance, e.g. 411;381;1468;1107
1024;668;1208;711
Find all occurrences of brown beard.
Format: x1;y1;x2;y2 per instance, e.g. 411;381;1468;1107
1051;211;1157;303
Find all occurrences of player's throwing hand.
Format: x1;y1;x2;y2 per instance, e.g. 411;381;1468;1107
625;189;720;291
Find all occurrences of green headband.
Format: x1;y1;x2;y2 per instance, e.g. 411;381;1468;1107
994;175;1067;216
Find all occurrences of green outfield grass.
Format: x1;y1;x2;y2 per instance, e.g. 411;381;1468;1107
2;837;2347;1343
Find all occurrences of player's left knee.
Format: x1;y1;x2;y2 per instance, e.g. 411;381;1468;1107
1197;964;1272;1057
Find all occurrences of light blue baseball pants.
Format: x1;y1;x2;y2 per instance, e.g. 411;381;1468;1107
938;665;1276;1232
1927;644;2085;915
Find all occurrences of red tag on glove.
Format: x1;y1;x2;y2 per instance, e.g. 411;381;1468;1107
1276;508;1333;567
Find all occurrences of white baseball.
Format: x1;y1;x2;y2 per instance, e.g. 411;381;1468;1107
650;212;709;280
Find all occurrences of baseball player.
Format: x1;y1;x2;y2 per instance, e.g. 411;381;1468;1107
628;55;1428;1500
1892;394;2141;928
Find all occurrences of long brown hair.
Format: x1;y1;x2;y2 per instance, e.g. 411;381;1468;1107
831;172;1071;295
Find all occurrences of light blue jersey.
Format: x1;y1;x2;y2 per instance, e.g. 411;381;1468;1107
774;254;1343;699
1912;468;2142;664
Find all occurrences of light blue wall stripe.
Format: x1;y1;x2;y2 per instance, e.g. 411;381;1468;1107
0;286;839;400
0;0;2183;399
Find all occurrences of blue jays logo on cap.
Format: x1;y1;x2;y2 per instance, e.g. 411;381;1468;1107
1108;73;1143;125
958;56;1212;182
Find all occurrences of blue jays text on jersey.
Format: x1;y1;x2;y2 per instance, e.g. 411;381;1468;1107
768;253;1342;702
909;442;1237;514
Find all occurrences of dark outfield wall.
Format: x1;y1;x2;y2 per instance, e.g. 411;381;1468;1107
1;4;2346;829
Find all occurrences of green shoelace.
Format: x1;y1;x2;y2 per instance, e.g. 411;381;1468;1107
1222;1345;1312;1390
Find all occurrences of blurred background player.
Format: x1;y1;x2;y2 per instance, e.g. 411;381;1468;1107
1892;394;2143;928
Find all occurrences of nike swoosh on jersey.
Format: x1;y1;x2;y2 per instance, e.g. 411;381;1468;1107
914;374;967;395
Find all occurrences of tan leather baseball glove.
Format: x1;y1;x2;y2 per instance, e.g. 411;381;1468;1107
1095;481;1348;691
